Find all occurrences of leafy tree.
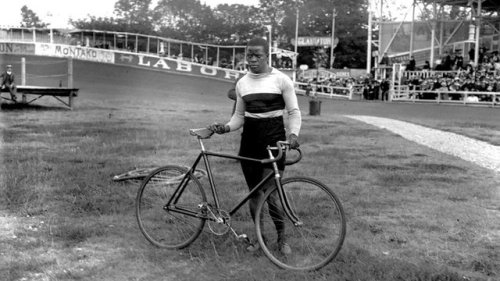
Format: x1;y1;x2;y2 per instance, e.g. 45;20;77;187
153;0;214;41
67;0;369;68
211;4;266;44
69;16;121;31
20;5;48;28
114;0;153;24
418;3;469;21
259;0;367;69
114;0;155;33
72;0;156;34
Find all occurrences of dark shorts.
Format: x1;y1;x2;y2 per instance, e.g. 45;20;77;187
239;116;286;189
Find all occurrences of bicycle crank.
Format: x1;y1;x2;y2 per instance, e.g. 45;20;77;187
229;228;251;244
206;207;231;235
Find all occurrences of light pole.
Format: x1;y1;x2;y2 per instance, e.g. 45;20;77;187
293;7;299;82
367;3;372;74
266;25;272;66
330;8;337;69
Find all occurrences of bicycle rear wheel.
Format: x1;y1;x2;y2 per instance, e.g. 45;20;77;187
255;177;346;271
136;165;207;249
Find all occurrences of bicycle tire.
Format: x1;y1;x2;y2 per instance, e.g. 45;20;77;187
113;166;207;183
113;167;157;182
255;177;346;271
136;165;207;249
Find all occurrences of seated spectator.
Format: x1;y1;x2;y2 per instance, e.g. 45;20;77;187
1;64;17;101
423;61;431;70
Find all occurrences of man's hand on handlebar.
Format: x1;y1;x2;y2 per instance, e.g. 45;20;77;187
287;134;300;149
207;123;230;134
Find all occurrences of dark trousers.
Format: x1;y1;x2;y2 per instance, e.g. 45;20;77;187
2;84;17;99
239;116;287;242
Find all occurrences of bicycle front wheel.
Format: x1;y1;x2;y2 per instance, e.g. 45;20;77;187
255;177;346;271
136;165;207;249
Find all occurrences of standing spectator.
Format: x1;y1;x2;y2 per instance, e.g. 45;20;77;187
371;80;380;100
1;65;17;102
362;83;370;100
362;79;372;100
380;53;390;66
305;82;313;97
380;79;390;101
407;56;416;71
455;53;464;70
479;47;486;63
469;47;475;62
443;52;452;70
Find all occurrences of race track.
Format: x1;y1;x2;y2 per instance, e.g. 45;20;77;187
2;54;499;149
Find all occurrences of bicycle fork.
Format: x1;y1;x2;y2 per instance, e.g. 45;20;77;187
267;148;303;227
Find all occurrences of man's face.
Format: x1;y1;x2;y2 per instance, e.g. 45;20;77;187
6;67;12;74
246;45;268;74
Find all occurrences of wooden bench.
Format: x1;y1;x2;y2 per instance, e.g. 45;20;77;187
1;86;79;109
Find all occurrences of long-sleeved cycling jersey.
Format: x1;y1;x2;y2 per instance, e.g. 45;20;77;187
226;68;301;136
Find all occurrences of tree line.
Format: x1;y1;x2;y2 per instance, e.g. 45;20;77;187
20;0;370;69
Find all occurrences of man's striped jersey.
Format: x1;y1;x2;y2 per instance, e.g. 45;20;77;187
226;68;301;136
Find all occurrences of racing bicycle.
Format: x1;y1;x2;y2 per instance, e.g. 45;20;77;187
135;128;346;271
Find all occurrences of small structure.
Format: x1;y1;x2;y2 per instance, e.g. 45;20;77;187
1;86;79;109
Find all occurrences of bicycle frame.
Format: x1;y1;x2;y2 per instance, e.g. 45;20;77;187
165;137;302;225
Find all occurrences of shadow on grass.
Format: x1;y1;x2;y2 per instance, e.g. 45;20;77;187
1;102;68;111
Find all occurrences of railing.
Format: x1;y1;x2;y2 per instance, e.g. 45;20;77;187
0;27;247;69
403;70;459;79
295;82;354;100
391;86;499;107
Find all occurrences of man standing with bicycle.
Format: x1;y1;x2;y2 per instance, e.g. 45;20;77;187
209;37;301;255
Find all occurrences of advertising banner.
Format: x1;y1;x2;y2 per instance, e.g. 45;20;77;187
300;69;352;80
291;37;332;47
330;69;350;77
0;42;35;55
114;52;242;82
36;43;115;63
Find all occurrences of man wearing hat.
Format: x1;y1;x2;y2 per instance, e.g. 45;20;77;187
1;64;17;102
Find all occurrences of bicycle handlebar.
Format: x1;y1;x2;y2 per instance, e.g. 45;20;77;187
261;141;302;166
261;141;286;164
189;128;302;165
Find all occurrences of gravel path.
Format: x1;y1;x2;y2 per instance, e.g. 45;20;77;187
344;115;500;173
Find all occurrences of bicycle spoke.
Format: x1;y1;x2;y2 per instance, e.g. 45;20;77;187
136;166;206;249
255;177;346;271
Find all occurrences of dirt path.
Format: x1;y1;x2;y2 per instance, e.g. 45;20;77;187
345;115;500;173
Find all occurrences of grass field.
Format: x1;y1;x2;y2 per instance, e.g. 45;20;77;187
1;58;499;281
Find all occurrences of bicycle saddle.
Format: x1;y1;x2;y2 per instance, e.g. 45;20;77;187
189;128;214;139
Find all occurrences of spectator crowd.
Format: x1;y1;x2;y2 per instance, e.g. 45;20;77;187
401;48;500;102
296;75;392;101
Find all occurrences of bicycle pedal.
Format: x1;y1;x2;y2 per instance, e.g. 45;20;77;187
237;234;250;243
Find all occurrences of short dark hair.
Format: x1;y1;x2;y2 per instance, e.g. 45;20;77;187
247;37;269;55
